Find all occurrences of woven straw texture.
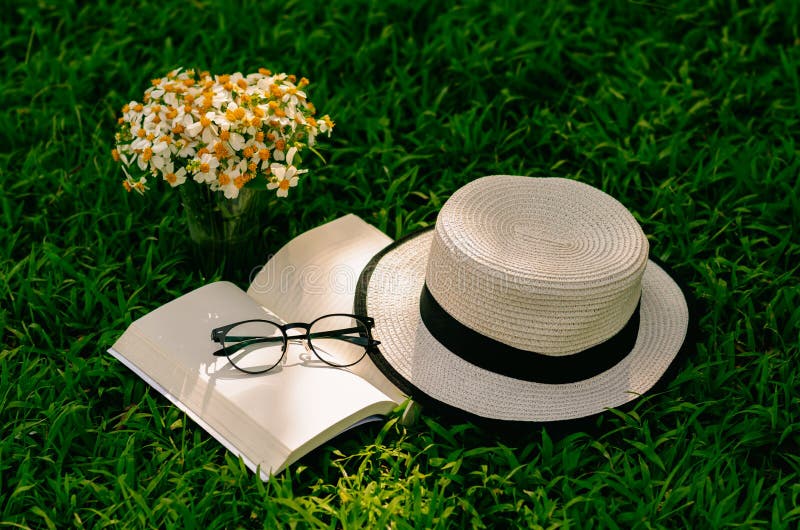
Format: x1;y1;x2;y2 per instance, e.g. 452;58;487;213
426;176;649;355
364;176;689;421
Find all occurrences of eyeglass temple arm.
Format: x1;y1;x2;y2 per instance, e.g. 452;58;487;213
210;335;284;357
307;327;381;347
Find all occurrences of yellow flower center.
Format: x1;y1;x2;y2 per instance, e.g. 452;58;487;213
214;142;228;158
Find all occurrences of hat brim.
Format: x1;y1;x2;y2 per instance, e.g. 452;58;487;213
355;227;693;423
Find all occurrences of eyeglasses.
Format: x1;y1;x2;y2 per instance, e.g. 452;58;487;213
210;314;380;374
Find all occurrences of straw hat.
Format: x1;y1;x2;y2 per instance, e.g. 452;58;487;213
355;175;692;422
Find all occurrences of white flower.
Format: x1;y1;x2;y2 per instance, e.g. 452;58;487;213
172;107;196;129
136;149;152;171
268;151;307;198
184;120;203;138
150;152;170;172
123;101;145;124
193;153;220;184
282;88;306;114
164;167;187;187
318;115;334;135
201;112;220;145
267;164;298;198
130;136;151;152
228;131;246;151
174;139;195;158
272;138;287;161
151;137;171;155
212;84;230;108
212;109;233;129
161;91;180;108
219;167;241;199
115;68;333;198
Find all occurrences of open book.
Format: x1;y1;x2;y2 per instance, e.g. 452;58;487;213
109;215;406;478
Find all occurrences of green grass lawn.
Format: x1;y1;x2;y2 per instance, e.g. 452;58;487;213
2;0;800;527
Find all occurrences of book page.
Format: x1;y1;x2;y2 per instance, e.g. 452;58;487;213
247;214;390;322
246;214;406;404
110;281;396;476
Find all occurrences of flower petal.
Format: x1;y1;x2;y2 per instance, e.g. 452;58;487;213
286;146;297;165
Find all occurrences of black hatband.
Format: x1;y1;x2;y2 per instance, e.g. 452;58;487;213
419;284;640;384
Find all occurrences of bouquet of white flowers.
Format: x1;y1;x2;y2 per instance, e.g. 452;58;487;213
113;68;334;199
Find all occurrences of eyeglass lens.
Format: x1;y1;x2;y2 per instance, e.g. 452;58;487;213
308;315;370;367
222;320;285;374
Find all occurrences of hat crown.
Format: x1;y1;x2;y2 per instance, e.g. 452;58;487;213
425;176;649;355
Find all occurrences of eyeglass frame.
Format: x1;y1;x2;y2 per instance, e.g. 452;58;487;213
210;313;380;374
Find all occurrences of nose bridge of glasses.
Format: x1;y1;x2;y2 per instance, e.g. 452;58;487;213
283;322;311;340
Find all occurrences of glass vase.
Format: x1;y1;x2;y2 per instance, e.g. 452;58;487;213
180;184;271;281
